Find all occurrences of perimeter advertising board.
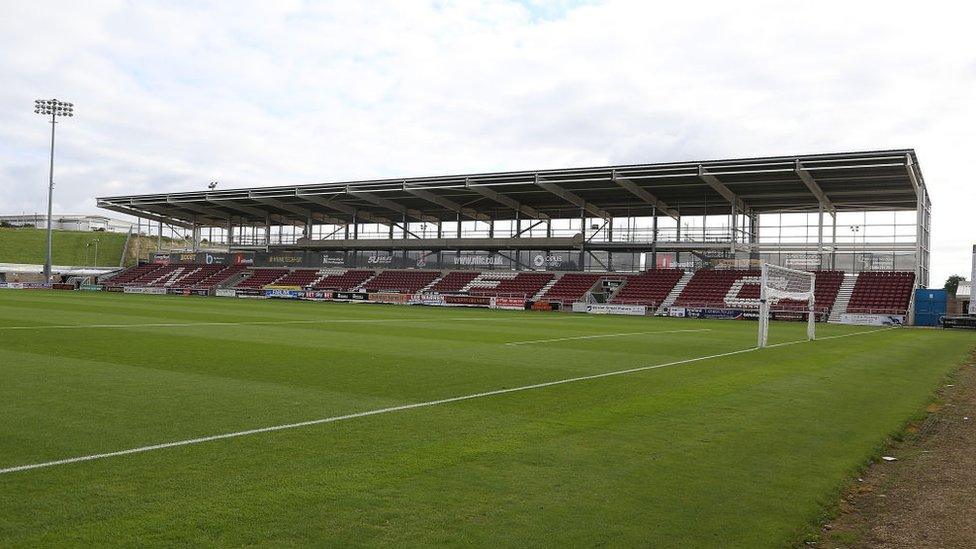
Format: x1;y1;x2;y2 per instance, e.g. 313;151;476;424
165;252;254;265
254;252;306;268
0;282;53;290
492;297;527;310
410;293;446;306
123;286;167;295
265;288;302;299
167;288;209;296
333;291;369;301
838;313;905;326
571;303;647;316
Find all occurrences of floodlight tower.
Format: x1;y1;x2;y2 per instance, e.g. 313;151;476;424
33;98;74;282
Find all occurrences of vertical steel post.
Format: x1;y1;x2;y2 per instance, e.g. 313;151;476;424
43;110;56;281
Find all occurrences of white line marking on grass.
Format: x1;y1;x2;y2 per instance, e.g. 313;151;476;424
0;326;896;475
504;328;711;346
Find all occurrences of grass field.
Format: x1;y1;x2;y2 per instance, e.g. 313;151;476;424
0;290;973;547
0;228;126;266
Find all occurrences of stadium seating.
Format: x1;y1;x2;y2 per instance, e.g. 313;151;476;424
195;265;247;289
538;273;604;304
234;268;290;288
167;264;226;288
273;269;320;288
311;270;375;291
105;263;912;318
426;271;479;293
846;271;916;314
469;272;555;298
141;264;187;286
104;263;164;285
609;269;685;306
364;270;441;293
673;269;761;309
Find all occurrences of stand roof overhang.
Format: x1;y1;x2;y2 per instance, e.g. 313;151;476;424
97;149;927;229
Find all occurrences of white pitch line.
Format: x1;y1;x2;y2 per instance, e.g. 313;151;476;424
504;328;711;346
0;326;896;476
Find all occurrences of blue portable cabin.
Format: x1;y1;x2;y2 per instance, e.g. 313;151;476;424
914;288;947;327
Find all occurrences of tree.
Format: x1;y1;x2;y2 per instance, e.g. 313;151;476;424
945;275;965;296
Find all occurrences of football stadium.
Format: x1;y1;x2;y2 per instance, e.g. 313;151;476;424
2;148;975;546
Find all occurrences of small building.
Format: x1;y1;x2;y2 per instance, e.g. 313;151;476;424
0;214;135;233
948;280;971;316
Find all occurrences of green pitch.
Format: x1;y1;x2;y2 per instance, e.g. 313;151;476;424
0;291;972;547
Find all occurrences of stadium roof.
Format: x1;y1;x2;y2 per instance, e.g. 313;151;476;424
97;149;927;229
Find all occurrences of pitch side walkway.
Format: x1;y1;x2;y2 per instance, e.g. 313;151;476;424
817;350;976;548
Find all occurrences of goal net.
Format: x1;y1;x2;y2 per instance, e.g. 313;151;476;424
758;263;816;348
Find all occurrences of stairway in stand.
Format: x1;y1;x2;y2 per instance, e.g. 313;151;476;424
656;271;695;315
829;273;859;322
532;274;561;300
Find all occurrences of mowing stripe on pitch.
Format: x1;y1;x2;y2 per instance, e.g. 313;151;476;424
0;327;896;475
505;328;711;346
0;315;585;331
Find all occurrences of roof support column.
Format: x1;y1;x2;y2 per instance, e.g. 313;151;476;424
514;209;520;238
651;207;658;269
729;201;736;254
750;213;760;260
831;212;837;270
265;217;271;249
579;205;586;270
191;218;200;252
817;206;824;268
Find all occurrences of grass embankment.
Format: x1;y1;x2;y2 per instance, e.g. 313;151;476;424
0;228;126;267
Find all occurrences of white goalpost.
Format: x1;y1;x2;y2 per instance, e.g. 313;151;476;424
758;263;816;348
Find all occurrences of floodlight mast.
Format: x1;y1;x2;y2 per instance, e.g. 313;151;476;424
33;98;74;282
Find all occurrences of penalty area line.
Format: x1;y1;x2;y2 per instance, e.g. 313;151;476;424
504;328;711;346
0;326;895;475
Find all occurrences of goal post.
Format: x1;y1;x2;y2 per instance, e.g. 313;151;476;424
758;263;816;348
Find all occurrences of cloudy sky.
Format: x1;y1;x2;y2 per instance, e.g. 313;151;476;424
1;0;974;283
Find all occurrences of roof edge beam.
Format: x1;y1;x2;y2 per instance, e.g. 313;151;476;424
206;198;301;226
535;176;609;219
794;161;835;213
251;196;344;225
465;182;550;221
98;203;194;229
611;172;679;220
166;198;229;223
697;165;749;214
346;190;439;224
296;193;391;224
404;186;491;223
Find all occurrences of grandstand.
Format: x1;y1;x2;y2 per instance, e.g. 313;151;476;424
96;150;929;323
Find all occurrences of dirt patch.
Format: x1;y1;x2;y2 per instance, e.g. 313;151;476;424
815;351;976;548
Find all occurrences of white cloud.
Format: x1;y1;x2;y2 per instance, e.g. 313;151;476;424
1;0;974;283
